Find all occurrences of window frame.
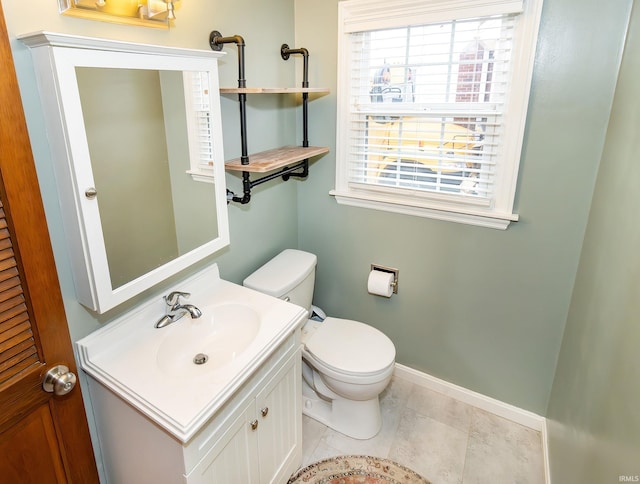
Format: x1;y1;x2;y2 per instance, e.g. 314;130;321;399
331;0;544;229
184;70;219;183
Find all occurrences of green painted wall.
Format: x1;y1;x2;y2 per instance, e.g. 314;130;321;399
546;2;640;481
294;0;632;414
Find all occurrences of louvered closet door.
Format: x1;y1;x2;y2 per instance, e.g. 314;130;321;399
0;0;98;480
0;198;70;484
0;205;38;384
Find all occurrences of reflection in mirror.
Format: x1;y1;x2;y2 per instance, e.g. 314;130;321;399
76;67;218;290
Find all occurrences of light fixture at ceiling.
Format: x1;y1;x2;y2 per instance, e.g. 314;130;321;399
143;0;178;21
59;0;179;27
165;1;176;20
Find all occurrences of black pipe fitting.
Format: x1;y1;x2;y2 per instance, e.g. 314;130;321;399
210;31;249;164
281;44;310;147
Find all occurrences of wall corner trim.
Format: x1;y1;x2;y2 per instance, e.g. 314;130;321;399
541;418;552;484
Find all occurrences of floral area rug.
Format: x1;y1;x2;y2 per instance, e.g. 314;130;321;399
287;455;430;484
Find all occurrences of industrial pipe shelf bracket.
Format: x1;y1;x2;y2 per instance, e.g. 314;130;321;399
210;30;318;204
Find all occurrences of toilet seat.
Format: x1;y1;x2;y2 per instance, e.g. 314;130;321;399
302;348;395;387
303;317;396;378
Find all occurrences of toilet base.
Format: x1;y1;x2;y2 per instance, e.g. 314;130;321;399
301;379;382;440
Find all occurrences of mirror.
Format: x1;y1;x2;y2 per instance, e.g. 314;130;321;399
20;33;229;313
75;67;219;290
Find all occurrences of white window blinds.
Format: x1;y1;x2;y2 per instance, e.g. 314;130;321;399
346;15;516;204
184;70;215;174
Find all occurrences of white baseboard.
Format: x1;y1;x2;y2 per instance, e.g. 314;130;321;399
394;363;551;483
393;363;545;431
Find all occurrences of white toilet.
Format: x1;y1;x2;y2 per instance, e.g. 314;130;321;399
243;249;396;440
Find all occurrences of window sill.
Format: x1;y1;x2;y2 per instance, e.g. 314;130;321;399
330;189;518;230
186;170;215;184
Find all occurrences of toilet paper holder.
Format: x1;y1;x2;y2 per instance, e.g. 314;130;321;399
370;264;399;294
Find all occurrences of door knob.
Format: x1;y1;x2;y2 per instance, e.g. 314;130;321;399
42;365;77;396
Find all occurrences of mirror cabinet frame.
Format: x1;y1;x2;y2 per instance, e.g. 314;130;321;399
19;32;230;313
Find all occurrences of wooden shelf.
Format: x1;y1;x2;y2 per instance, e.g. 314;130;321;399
225;145;329;173
220;87;329;94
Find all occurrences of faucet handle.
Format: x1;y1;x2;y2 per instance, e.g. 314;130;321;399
164;291;190;306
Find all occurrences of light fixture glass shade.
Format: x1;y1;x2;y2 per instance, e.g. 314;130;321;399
58;0;180;28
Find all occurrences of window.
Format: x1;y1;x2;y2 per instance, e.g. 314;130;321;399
331;0;543;229
184;70;217;182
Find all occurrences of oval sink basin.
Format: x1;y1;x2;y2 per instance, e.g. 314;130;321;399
156;304;260;377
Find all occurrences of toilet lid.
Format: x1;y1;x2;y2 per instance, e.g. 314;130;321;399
304;317;395;375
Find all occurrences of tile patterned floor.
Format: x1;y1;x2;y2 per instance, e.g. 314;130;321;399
300;376;545;484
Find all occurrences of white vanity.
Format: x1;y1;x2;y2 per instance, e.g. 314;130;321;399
77;264;306;483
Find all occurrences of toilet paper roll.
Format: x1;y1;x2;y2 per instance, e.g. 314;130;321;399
367;270;395;297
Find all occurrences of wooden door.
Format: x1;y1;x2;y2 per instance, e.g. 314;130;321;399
0;2;99;483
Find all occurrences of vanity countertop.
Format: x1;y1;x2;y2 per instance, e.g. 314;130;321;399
76;263;307;442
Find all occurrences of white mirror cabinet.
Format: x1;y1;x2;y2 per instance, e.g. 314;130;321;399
19;32;230;313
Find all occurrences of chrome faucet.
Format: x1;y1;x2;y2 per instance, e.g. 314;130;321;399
154;291;202;329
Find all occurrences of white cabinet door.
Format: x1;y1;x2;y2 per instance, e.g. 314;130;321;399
256;352;302;484
187;399;259;484
185;346;302;484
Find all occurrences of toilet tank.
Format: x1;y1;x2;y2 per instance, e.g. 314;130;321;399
243;249;317;314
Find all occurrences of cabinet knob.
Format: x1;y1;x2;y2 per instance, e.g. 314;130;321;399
260;407;269;418
250;419;259;431
85;187;97;199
